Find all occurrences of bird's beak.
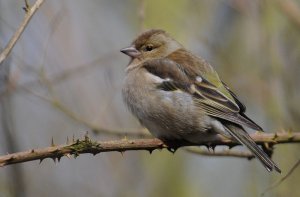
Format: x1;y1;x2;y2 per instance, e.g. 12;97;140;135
120;46;141;58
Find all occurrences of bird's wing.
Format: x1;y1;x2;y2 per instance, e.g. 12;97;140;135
221;81;246;113
191;78;262;131
142;50;262;131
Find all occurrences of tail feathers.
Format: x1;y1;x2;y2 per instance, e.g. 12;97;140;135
224;124;281;173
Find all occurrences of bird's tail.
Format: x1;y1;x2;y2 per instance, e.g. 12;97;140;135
224;124;281;173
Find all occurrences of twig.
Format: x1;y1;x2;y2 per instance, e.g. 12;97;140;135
22;86;150;138
261;158;300;196
185;147;255;159
0;0;45;65
23;0;30;12
0;132;299;167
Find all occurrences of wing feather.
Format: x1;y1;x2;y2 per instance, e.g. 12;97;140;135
142;51;262;131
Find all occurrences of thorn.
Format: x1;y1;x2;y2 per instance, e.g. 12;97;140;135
66;136;70;145
8;156;15;161
247;155;255;160
272;133;278;140
52;157;57;164
73;153;79;158
120;151;124;156
203;144;210;150
148;149;153;154
122;135;128;141
209;145;216;152
167;147;177;154
57;156;62;162
51;137;55;147
65;154;71;159
72;134;75;143
84;131;89;141
262;143;273;157
22;7;29;12
31;149;35;153
24;0;30;11
228;144;235;149
39;158;44;164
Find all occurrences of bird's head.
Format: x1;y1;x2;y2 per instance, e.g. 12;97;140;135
121;29;182;61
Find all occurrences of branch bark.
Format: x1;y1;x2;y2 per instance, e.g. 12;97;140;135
0;132;299;167
184;147;255;159
0;0;45;65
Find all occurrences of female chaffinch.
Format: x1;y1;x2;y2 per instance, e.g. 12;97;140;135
121;29;280;173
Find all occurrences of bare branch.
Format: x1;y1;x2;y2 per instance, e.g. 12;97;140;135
0;132;299;167
0;0;45;65
261;158;300;196
22;86;150;138
24;0;30;12
185;147;255;159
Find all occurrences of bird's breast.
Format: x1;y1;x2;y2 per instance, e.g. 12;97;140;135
122;68;210;140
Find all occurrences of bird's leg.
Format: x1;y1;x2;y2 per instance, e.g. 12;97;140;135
160;139;191;153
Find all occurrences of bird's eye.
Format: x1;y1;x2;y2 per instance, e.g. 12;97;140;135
145;45;153;51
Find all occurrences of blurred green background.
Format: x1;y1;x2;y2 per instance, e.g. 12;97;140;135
0;0;299;196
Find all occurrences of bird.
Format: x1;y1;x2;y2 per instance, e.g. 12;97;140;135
120;29;281;173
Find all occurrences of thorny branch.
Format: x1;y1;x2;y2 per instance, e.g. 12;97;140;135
0;0;45;65
0;132;299;167
185;147;255;159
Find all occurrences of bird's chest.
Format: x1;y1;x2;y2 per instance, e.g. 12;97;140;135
122;68;177;119
122;69;204;140
122;69;156;119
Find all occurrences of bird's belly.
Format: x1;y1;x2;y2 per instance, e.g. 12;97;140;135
123;76;212;141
